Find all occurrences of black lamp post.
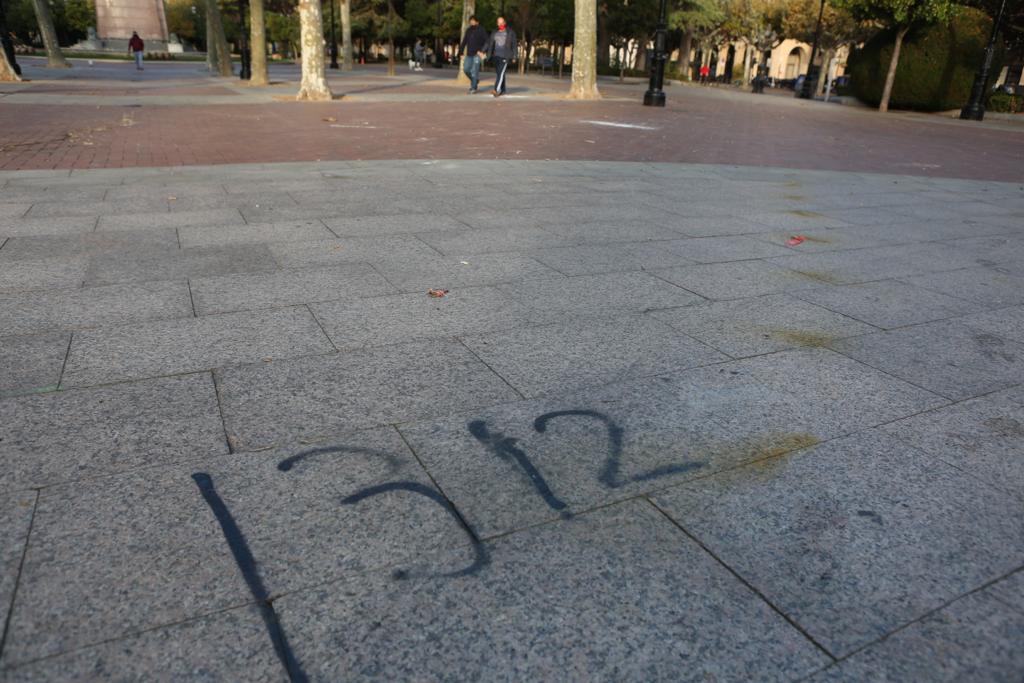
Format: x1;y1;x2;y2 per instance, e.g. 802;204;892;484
237;0;251;79
960;0;1007;120
643;0;669;106
0;0;21;76
329;0;339;69
797;0;825;98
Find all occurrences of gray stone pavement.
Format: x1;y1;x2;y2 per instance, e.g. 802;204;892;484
0;159;1022;681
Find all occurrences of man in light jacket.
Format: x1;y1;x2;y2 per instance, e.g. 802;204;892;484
482;17;517;98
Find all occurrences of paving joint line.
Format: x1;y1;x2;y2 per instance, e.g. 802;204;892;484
644;496;839;663
0;490;41;663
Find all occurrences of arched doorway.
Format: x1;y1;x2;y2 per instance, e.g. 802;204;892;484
785;47;804;79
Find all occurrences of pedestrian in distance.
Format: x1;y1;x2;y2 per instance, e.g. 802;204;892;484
457;15;488;94
699;63;709;84
128;31;145;71
482;17;517;98
413;40;426;72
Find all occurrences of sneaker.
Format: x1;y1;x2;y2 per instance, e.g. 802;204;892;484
467;88;477;94
491;89;498;97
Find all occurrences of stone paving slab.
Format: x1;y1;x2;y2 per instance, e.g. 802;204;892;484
216;340;520;451
309;286;536;350
0;204;29;219
62;307;334;387
459;314;728;398
321;213;467;237
906;266;1024;308
275;500;830;681
0;215;98;238
650;430;1024;657
766;243;982;285
96;208;245;232
3;606;287;682
0;332;69;398
880;391;1024;500
0;230;180;261
959;304;1024;344
83;243;279;287
812;572;1024;682
527;242;697;276
831;321;1024;401
372;252;563;291
178;219;335;248
267;235;441;269
650;293;876;358
652;260;823;299
190;264;395;315
794;280;981;329
0;257;88;293
0;373;226;491
417;226;576;256
25;197;172;218
494;271;704;323
0;281;193;336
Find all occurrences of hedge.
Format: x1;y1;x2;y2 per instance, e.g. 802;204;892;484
847;7;1003;112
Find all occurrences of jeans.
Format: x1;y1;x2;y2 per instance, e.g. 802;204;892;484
463;54;481;90
493;57;509;94
134;51;143;69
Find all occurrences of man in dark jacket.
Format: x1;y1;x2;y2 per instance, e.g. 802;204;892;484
482;17;517;97
458;16;488;94
128;32;145;71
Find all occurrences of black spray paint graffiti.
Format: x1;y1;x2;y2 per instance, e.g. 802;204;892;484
192;473;308;683
196;410;703;680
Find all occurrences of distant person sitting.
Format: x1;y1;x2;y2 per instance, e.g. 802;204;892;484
128;32;145;71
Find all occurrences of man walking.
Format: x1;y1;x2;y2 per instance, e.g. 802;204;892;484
457;15;488;94
128;31;145;71
482;17;516;97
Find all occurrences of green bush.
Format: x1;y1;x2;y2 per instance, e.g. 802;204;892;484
987;91;1022;113
847;7;1003;112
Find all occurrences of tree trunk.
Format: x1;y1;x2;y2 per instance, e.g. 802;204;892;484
879;26;908;113
743;41;753;85
679;27;693;81
249;0;269;85
386;0;395;76
816;47;833;96
567;0;599;98
558;41;564;79
31;0;69;68
597;3;609;67
456;0;475;83
340;0;353;70
296;0;332;99
0;47;20;81
205;0;233;76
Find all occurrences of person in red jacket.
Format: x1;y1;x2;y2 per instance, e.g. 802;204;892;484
128;32;145;71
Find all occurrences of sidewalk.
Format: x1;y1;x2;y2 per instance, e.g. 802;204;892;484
1;159;1022;680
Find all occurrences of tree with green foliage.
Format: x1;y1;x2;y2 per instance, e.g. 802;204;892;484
784;0;862;93
835;0;959;111
670;0;725;79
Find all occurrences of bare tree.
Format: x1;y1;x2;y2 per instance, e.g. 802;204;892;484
457;0;476;84
296;0;333;99
341;0;354;70
249;0;269;85
567;0;600;98
30;0;70;68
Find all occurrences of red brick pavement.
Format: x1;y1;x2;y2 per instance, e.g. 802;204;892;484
1;69;1022;181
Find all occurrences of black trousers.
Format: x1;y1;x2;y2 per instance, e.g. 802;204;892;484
493;57;510;94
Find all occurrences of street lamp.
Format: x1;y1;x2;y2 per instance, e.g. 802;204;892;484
797;0;825;99
643;0;669;106
0;0;21;76
237;0;251;79
328;0;339;69
960;0;1007;120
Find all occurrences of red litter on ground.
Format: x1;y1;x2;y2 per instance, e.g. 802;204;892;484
427;288;449;298
787;235;807;246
